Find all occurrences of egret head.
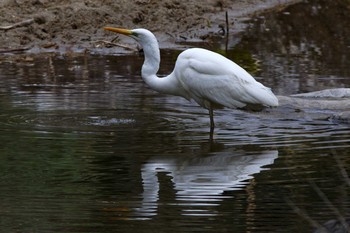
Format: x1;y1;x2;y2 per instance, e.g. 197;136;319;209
104;27;157;48
104;27;161;77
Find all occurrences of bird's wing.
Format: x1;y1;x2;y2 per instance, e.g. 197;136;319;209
174;48;278;109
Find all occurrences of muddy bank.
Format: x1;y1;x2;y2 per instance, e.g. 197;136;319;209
0;0;301;53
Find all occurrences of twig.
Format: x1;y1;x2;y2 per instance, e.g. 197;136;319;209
224;11;229;55
110;36;120;43
0;18;35;31
92;40;137;51
334;153;350;187
286;198;326;231
225;11;229;35
310;181;350;232
0;47;30;54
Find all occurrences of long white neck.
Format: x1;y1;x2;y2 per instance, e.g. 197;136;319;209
141;42;160;84
139;39;179;96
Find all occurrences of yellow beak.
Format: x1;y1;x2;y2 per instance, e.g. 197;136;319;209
104;27;133;36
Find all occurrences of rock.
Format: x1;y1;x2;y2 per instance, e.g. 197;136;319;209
313;219;350;233
276;88;350;124
291;88;350;98
329;111;350;124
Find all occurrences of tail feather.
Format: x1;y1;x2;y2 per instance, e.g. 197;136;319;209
248;82;279;107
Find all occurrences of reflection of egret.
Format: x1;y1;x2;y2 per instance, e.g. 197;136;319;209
104;27;278;137
137;150;278;218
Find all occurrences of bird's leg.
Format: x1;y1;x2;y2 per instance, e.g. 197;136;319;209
209;107;215;140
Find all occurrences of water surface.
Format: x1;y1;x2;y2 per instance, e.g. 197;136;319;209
1;0;350;232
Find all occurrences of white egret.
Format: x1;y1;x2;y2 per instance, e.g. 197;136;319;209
104;27;278;138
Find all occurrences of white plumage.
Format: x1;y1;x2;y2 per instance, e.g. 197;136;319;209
104;27;278;137
172;48;278;109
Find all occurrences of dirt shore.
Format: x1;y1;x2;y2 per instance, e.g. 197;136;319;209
0;0;301;53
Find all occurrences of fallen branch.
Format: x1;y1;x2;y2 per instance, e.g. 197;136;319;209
0;18;35;31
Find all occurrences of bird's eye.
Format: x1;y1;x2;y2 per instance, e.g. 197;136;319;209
138;48;144;56
132;31;138;37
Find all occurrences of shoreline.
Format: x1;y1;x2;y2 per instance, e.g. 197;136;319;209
0;0;302;54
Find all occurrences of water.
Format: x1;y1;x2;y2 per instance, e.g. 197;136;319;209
1;0;350;232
